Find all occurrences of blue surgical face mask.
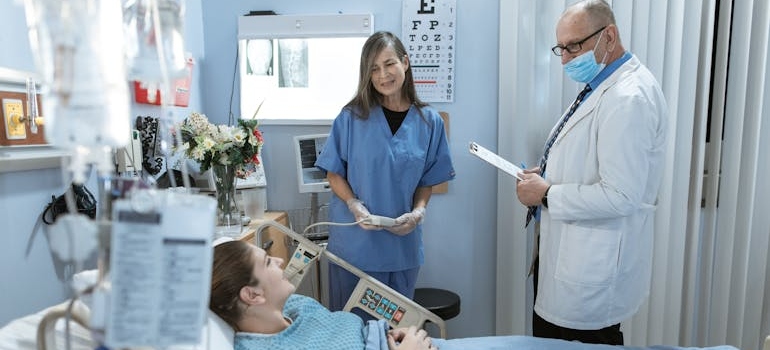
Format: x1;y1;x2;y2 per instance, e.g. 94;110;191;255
563;31;607;83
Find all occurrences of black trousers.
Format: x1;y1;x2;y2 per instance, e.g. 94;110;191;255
532;257;624;345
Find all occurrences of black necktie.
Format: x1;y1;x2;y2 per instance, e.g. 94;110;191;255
525;84;592;227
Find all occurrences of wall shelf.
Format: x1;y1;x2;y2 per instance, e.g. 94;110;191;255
0;145;68;173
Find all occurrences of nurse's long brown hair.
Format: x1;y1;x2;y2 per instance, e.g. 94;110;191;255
209;240;259;331
346;31;427;120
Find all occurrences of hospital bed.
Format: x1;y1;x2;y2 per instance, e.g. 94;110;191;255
0;220;759;350
0;300;756;350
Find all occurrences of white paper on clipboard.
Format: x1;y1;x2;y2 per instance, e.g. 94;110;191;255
468;142;523;180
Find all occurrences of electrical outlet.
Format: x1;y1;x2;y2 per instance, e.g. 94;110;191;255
2;98;26;140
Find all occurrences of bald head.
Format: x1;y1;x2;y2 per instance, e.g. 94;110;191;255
564;0;616;29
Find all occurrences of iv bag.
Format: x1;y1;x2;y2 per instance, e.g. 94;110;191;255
23;0;130;149
123;0;187;85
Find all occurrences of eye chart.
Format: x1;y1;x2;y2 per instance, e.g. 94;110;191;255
402;0;456;103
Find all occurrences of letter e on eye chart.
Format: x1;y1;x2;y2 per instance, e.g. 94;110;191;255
402;0;456;103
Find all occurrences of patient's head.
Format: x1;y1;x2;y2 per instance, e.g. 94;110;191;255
210;240;294;331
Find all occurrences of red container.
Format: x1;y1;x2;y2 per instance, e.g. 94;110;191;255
133;56;193;107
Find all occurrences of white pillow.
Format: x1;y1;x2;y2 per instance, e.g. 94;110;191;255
213;236;235;246
73;269;235;349
199;311;235;349
72;224;238;349
207;236;236;348
72;269;99;309
158;311;234;350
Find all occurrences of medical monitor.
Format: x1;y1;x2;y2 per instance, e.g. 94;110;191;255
294;134;330;193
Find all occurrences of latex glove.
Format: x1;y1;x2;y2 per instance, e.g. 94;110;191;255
346;198;378;230
387;207;425;236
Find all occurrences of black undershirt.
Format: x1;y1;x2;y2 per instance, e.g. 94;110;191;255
382;106;408;135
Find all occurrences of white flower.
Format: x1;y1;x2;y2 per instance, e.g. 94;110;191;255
201;137;216;151
191;145;206;160
232;129;247;146
175;112;264;174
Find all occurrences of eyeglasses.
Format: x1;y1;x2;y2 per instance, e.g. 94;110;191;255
551;26;607;56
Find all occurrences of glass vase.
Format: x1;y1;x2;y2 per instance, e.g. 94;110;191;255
212;164;242;239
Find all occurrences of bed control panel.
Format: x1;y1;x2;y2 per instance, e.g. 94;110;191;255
343;276;444;335
283;242;321;287
358;287;407;324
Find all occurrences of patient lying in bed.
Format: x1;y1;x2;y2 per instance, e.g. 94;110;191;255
211;239;434;350
0;238;745;350
210;240;740;350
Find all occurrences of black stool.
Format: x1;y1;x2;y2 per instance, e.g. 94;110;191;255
413;287;461;321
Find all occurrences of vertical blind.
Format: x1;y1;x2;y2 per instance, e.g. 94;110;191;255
496;1;770;349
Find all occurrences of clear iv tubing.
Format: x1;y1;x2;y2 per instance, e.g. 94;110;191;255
59;147;116;350
150;0;191;190
57;154;80;350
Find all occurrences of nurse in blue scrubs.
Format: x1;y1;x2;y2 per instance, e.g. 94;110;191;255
315;31;455;311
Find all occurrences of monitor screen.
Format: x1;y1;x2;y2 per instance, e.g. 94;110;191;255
294;134;330;193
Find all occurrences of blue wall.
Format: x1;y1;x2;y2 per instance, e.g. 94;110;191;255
0;0;504;339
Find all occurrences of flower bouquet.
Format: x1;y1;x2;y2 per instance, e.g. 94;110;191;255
176;112;264;237
176;112;264;177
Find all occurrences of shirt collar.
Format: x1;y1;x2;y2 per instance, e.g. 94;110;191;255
588;51;632;89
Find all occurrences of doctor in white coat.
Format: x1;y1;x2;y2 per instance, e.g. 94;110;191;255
516;0;667;345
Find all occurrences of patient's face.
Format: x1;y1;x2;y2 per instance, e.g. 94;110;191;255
251;247;295;305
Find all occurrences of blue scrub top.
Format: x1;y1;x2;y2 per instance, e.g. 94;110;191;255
315;105;455;271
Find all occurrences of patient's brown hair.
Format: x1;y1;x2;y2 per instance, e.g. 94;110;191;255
210;240;260;331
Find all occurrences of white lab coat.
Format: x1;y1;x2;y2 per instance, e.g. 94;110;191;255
535;55;668;330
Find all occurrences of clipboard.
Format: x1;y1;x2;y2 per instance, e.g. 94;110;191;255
468;141;523;180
